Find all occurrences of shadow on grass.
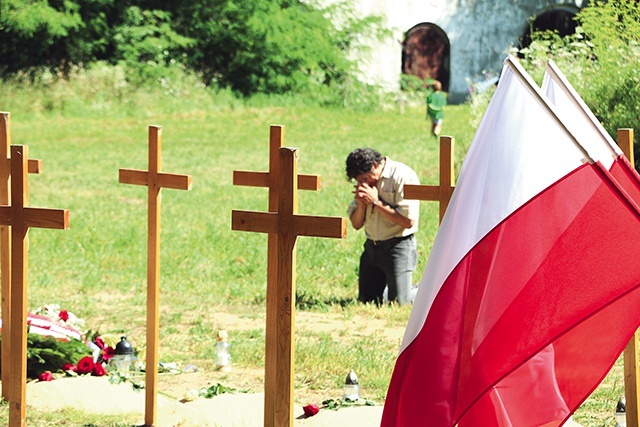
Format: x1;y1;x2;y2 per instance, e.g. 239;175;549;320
295;290;358;311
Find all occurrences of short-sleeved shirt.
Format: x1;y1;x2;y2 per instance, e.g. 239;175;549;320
347;157;420;241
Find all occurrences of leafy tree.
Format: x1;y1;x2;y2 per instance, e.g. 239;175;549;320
514;0;640;164
165;0;388;96
0;0;83;74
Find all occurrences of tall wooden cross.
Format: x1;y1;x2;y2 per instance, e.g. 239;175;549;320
618;128;639;427
232;145;347;427
119;125;192;427
0;145;69;427
232;125;322;426
0;112;43;401
404;136;456;223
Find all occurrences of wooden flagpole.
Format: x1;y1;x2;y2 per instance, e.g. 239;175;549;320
119;126;192;427
0;145;69;427
232;146;346;427
404;135;456;223
0;112;43;402
232;125;321;426
618;128;639;427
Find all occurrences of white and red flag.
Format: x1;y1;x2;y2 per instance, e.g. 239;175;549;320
381;56;640;426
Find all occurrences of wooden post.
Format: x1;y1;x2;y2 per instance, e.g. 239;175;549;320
232;125;321;426
0;112;43;401
618;128;639;427
118;126;192;427
232;147;346;427
404;136;456;223
0;145;69;427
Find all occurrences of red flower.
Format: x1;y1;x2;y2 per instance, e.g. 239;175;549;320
91;363;106;377
62;363;77;372
303;404;320;417
76;356;95;375
101;346;115;361
58;310;69;322
38;371;54;382
94;336;106;350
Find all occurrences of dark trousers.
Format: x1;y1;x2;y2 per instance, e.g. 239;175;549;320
358;235;417;306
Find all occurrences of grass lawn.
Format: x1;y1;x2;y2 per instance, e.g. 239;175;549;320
0;98;626;425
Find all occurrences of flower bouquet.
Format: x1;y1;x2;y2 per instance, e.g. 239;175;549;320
0;303;134;383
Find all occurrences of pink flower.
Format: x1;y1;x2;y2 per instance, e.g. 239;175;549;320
58;310;69;322
94;336;106;349
91;363;106;377
303;404;320;417
38;371;54;382
76;356;95;375
101;346;115;361
62;363;77;372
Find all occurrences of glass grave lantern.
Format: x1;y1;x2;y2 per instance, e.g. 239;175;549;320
214;330;232;372
343;370;360;401
111;336;136;377
615;396;626;427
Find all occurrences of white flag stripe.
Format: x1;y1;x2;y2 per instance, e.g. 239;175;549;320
401;56;592;351
542;59;621;170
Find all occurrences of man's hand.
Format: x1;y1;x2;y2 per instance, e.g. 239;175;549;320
354;183;379;205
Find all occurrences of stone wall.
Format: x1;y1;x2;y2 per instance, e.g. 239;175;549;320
351;0;589;103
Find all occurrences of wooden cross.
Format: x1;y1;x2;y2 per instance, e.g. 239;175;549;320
618;128;639;427
119;125;192;427
232;146;347;427
0;145;69;427
404;135;456;223
0;112;44;402
232;124;322;426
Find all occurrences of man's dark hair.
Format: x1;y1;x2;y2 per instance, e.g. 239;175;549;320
346;148;383;181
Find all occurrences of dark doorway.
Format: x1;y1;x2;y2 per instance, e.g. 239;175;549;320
520;6;580;49
402;23;450;92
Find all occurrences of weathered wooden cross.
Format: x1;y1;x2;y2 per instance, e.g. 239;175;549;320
0;112;43;402
232;135;347;427
119;125;192;427
232;125;322;426
404;135;456;224
0;145;69;427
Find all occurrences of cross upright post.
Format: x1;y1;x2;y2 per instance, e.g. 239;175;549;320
0;112;44;401
618;128;639;427
232;146;347;427
119;125;192;427
404;135;455;223
232;125;321;425
0;145;69;427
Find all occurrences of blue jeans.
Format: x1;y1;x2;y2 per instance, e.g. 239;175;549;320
358;235;417;305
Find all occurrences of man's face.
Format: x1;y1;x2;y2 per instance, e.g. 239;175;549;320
355;162;382;187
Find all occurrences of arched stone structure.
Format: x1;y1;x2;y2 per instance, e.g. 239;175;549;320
401;23;451;92
520;5;581;49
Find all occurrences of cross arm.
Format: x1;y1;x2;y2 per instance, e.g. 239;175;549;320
232;210;277;234
404;184;440;201
0;206;69;229
2;159;42;175
293;215;347;238
119;169;192;191
233;171;321;191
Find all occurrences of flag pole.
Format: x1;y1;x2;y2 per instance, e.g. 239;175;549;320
545;60;619;154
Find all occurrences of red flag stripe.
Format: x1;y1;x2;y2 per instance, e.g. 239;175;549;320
382;161;640;426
